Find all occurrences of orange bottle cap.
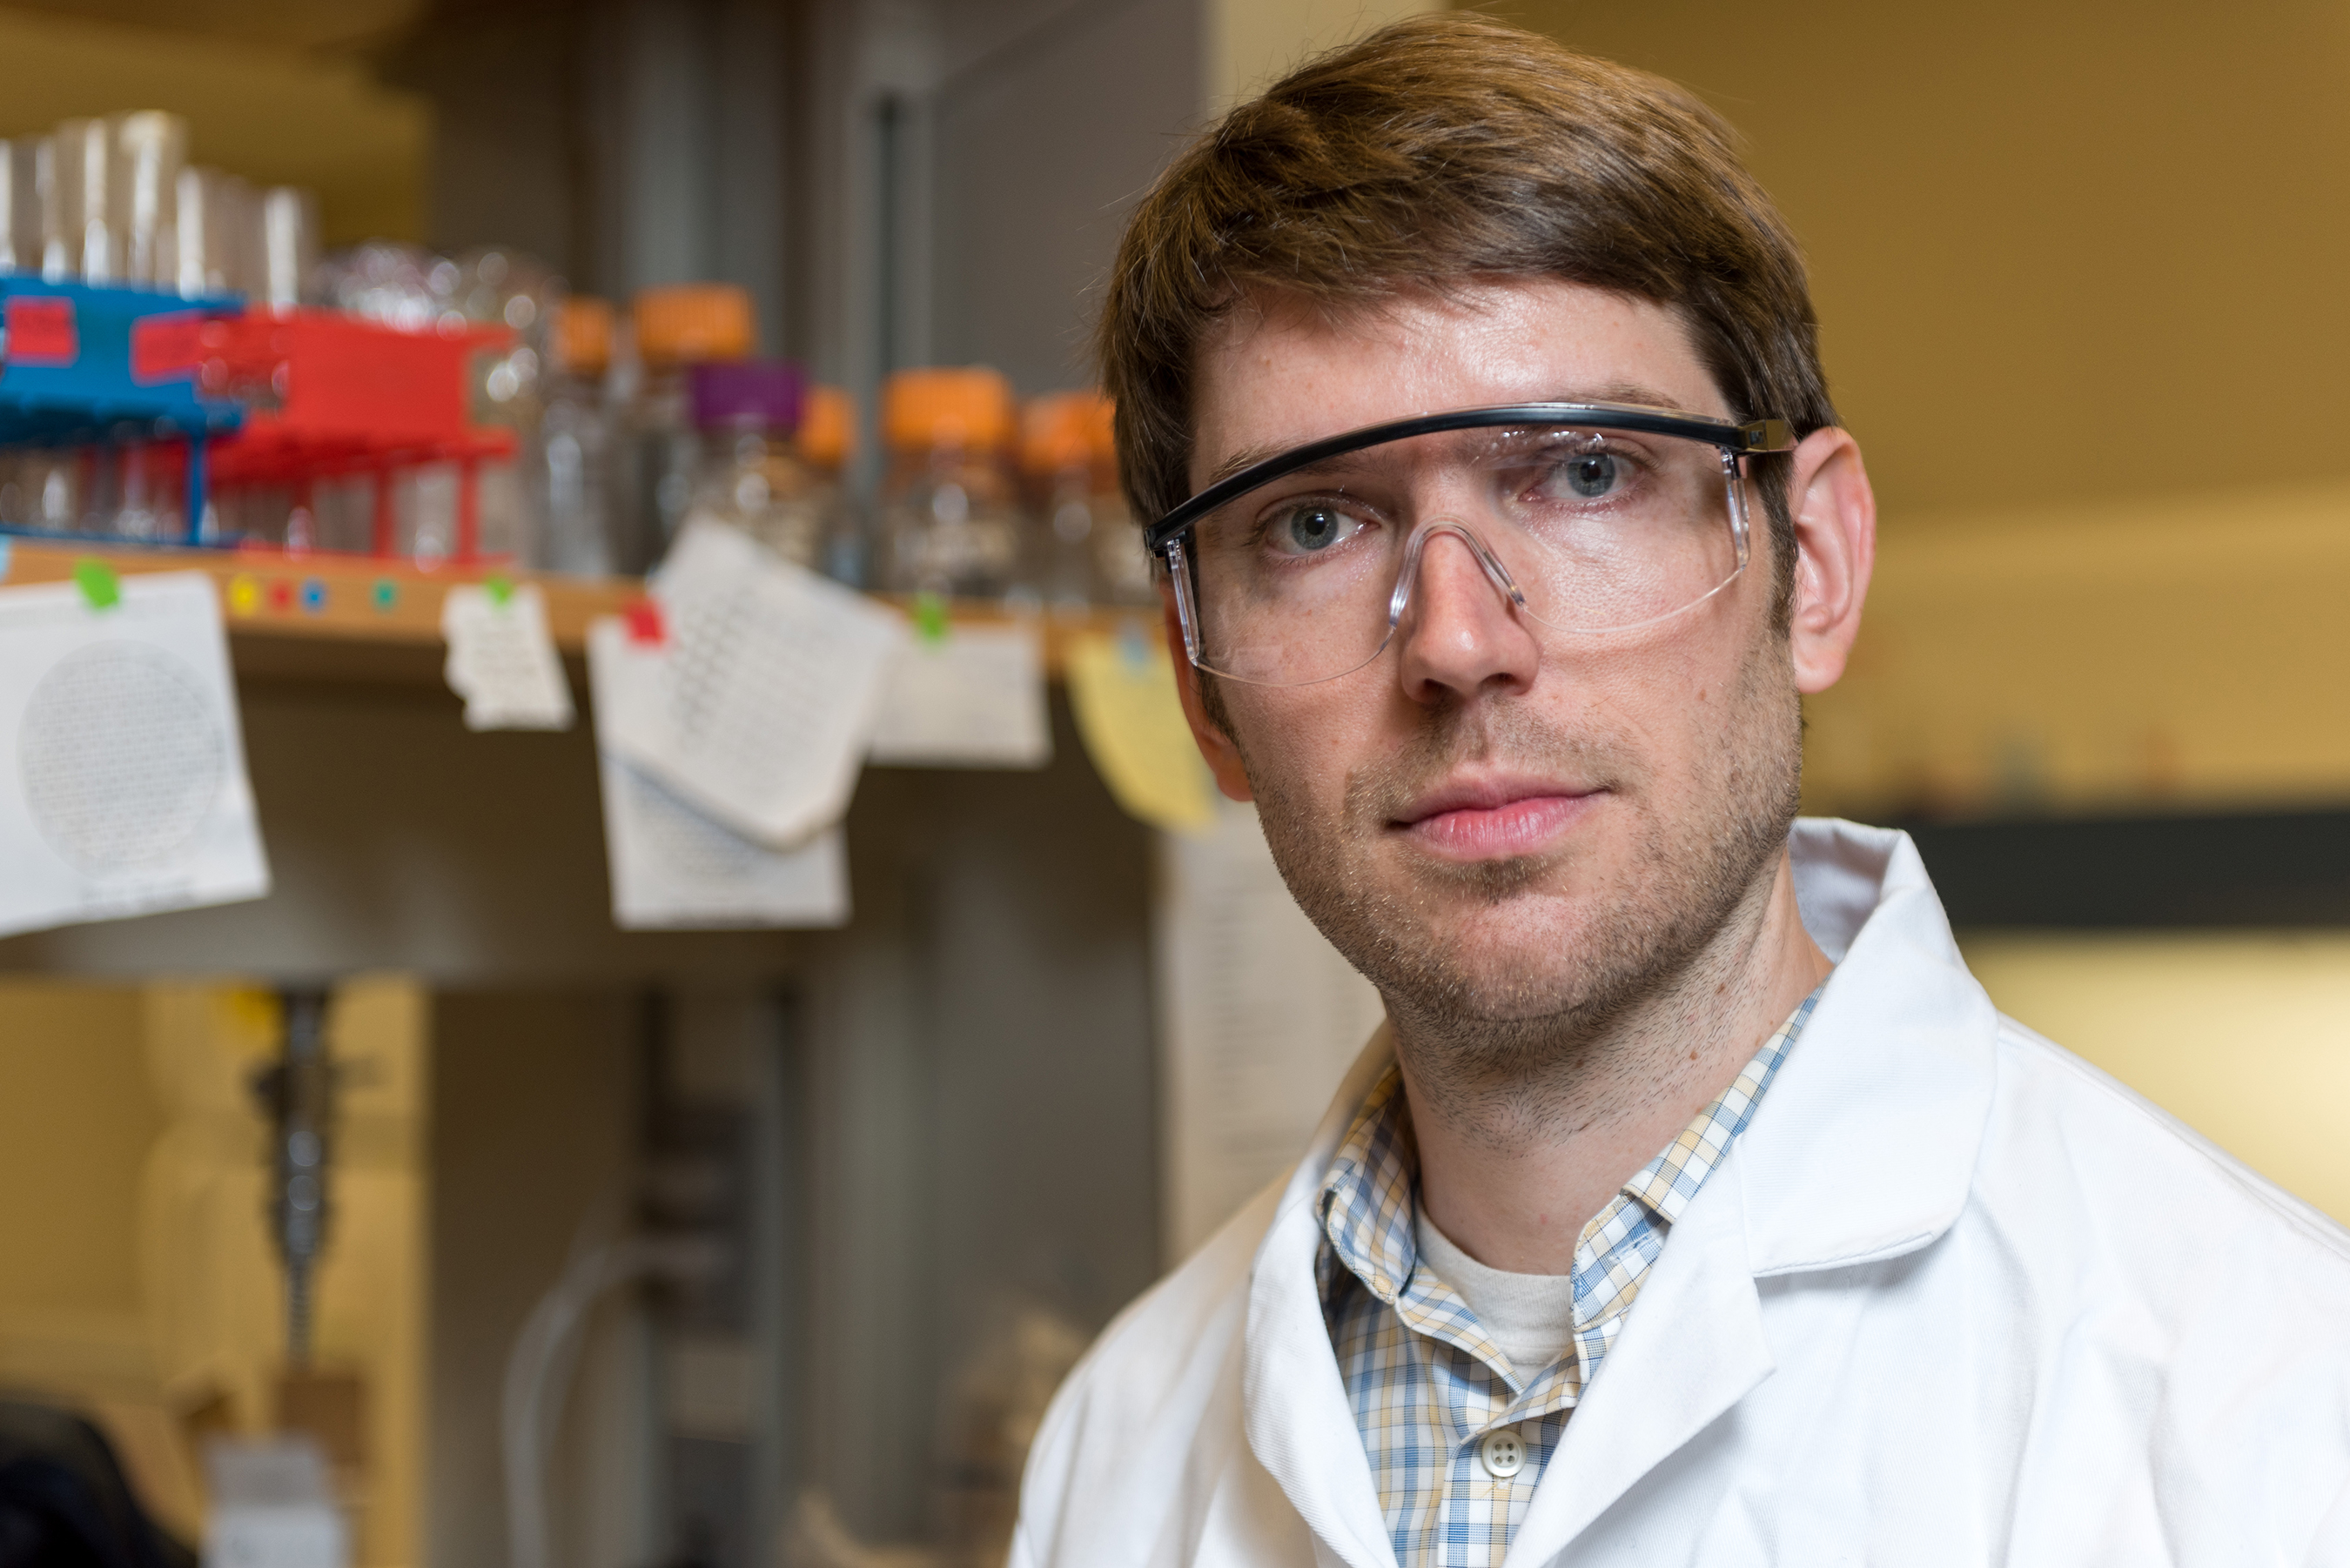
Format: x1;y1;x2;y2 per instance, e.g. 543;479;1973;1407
632;284;755;367
1020;389;1117;475
883;366;1014;452
554;297;614;376
799;385;856;470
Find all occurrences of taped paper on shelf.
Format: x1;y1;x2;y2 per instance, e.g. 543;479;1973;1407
588;618;849;929
1064;622;1214;832
600;520;905;846
868;621;1051;769
0;570;270;937
440;581;575;730
1156;795;1386;1262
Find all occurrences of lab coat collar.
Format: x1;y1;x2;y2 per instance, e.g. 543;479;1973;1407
1239;818;2000;1565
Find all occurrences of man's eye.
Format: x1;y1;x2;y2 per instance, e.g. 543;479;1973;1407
1550;452;1622;500
1266;502;1362;556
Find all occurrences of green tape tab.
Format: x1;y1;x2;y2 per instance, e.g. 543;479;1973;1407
912;591;950;646
485;573;514;606
72;558;120;610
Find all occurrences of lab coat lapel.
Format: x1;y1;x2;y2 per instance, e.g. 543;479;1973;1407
1241;1195;1399;1568
1506;821;1998;1560
1238;1025;1400;1568
1506;1155;1774;1564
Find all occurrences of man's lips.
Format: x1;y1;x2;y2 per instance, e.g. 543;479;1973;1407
1391;778;1601;861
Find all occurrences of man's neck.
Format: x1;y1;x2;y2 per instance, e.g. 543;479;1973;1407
1396;848;1831;1276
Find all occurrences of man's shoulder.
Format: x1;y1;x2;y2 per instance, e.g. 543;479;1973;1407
1979;1015;2350;1291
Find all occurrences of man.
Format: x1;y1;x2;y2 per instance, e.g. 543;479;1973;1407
1017;15;2350;1567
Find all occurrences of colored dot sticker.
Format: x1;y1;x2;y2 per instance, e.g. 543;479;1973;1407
228;574;260;615
299;578;328;613
485;573;514;606
267;580;294;613
71;558;120;610
371;578;399;613
912;591;950;646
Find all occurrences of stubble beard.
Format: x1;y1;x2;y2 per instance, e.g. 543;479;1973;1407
1240;638;1803;1142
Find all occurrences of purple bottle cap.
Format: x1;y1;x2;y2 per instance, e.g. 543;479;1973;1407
688;359;807;432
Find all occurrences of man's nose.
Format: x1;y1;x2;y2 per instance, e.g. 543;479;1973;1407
1393;522;1541;705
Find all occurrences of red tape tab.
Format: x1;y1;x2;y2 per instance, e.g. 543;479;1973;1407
131;312;206;384
5;297;77;368
623;599;665;646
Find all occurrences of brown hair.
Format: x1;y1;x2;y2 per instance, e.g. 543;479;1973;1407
1097;12;1835;616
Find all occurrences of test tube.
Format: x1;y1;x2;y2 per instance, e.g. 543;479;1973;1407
113;111;186;290
0;139;38;274
36;136;64;280
258;186;317;315
174;166;249;298
53;117;114;282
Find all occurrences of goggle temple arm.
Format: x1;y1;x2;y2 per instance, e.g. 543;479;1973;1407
1164;537;1204;667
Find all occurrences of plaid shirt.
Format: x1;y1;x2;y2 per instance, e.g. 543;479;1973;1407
1317;990;1820;1568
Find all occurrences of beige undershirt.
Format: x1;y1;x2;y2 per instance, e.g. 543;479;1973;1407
1413;1209;1579;1383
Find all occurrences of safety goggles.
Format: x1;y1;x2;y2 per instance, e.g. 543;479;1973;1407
1147;402;1795;687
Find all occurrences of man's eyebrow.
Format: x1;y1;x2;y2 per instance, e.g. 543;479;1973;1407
1201;441;1290;488
1196;385;1713;490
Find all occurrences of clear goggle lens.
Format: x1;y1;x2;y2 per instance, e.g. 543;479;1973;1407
1168;418;1758;687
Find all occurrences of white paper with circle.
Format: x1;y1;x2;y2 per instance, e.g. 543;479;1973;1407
868;622;1051;768
0;571;269;937
598;519;907;846
588;617;849;929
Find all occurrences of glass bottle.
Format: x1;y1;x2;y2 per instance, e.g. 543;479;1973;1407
529;297;617;574
797;385;868;587
878;367;1026;604
620;283;755;573
685;360;822;568
1019;391;1155;612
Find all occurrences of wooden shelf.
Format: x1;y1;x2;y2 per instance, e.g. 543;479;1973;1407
0;539;1163;689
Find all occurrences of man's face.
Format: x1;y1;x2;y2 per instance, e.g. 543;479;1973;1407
1187;279;1803;1047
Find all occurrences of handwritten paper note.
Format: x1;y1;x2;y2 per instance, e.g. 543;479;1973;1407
599;520;905;846
0;571;270;937
1155;797;1386;1262
440;581;575;731
867;622;1051;768
1064;622;1214;833
588;619;849;929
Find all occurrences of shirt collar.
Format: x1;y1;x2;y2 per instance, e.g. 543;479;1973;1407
1317;989;1822;1317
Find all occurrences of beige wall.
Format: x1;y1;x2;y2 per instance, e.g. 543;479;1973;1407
1484;0;2350;527
1207;0;1443;109
0;985;155;1328
0;4;428;245
0;977;427;1566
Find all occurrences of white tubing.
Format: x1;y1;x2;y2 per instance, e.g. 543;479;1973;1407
501;1235;726;1568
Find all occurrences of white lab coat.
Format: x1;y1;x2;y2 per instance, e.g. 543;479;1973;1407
1013;819;2350;1567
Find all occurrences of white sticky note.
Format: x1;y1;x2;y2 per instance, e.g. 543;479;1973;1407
0;571;271;938
867;622;1051;768
440;582;575;731
601;519;906;847
588;618;850;930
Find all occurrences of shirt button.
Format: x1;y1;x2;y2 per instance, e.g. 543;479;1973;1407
1478;1425;1527;1479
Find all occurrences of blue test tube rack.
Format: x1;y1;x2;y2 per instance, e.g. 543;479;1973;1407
0;277;245;546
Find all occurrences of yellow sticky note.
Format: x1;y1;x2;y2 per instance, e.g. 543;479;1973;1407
1065;627;1216;833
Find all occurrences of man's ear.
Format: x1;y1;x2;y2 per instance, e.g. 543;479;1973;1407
1162;586;1254;802
1782;426;1877;694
